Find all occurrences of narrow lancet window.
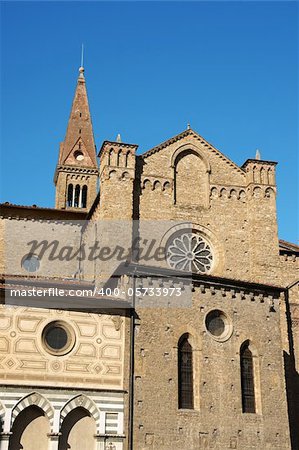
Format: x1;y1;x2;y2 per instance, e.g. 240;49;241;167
74;184;80;208
178;334;194;409
82;185;88;208
67;184;73;207
240;341;256;413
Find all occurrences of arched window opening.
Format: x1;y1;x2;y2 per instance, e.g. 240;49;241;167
178;334;194;409
240;342;256;413
74;185;80;208
174;150;207;206
82;185;88;208
253;166;259;183
117;150;122;166
268;167;274;185
125;151;130;167
108;148;113;165
9;405;49;450
58;407;95;450
67;184;73;207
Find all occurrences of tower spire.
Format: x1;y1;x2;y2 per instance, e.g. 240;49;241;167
54;63;98;210
57;63;97;167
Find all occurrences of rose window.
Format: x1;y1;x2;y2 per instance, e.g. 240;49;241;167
167;232;213;274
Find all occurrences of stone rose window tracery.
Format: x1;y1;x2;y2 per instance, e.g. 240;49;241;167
166;231;213;274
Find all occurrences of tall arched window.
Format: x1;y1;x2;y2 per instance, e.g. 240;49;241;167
174;149;207;207
125;151;130;167
82;185;88;208
108;148;113;165
240;341;256;413
67;184;73;207
74;184;80;208
178;334;194;409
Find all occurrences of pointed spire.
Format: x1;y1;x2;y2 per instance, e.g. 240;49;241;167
187;123;191;130
58;64;97;167
255;149;261;160
116;133;122;143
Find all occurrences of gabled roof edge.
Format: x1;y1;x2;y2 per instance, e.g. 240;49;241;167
141;128;245;176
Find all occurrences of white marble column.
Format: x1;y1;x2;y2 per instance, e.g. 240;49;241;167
0;432;12;450
94;435;105;450
47;432;61;450
72;186;75;207
79;186;83;208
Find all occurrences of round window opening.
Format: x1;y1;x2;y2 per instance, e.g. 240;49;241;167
74;150;84;161
21;254;40;273
166;231;213;274
42;321;75;355
205;310;232;342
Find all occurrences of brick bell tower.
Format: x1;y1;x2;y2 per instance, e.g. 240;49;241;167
54;65;98;210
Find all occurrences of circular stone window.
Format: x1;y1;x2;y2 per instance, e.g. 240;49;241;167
42;321;75;355
205;310;232;342
166;231;213;274
21;254;40;272
74;150;84;161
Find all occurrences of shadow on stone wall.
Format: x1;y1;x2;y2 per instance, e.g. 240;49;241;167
284;351;299;450
284;288;299;450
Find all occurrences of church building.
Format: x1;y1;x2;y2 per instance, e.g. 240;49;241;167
0;65;298;450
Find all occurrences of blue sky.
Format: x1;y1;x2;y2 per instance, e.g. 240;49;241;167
1;1;298;243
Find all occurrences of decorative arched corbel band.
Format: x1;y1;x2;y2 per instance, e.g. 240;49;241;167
171;143;211;173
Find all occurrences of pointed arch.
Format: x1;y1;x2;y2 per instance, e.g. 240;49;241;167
268;167;275;185
178;333;194;409
117;149;122;166
260;167;267;184
253;166;259;183
125;150;130;167
240;340;256;413
74;184;80;207
108;148;113;165
11;392;54;428
60;394;100;432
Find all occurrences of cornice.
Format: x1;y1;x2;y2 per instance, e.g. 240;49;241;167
98;140;138;158
111;262;285;296
241;159;278;169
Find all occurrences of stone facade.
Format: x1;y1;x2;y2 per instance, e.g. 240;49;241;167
0;67;298;450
